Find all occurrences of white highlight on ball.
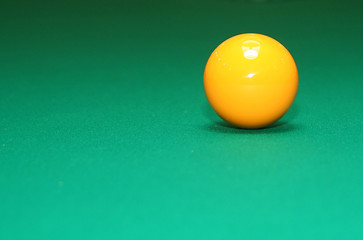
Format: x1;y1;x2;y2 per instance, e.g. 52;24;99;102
243;49;259;59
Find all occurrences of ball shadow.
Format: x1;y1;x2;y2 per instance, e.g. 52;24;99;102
201;102;301;134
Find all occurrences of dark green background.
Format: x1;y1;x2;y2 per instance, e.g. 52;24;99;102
1;0;363;239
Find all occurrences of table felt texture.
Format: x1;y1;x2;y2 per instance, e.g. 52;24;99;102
1;0;363;239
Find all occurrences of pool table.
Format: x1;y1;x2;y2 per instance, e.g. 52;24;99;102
1;0;363;239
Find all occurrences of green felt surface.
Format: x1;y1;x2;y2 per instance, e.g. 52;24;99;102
1;0;363;239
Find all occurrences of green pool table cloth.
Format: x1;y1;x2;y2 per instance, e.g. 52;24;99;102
1;0;363;239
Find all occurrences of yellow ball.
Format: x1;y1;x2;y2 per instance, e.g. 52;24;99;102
204;33;298;128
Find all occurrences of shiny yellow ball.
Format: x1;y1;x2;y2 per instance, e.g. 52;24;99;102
204;33;298;128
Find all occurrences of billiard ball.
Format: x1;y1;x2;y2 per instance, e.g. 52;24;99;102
204;33;298;129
